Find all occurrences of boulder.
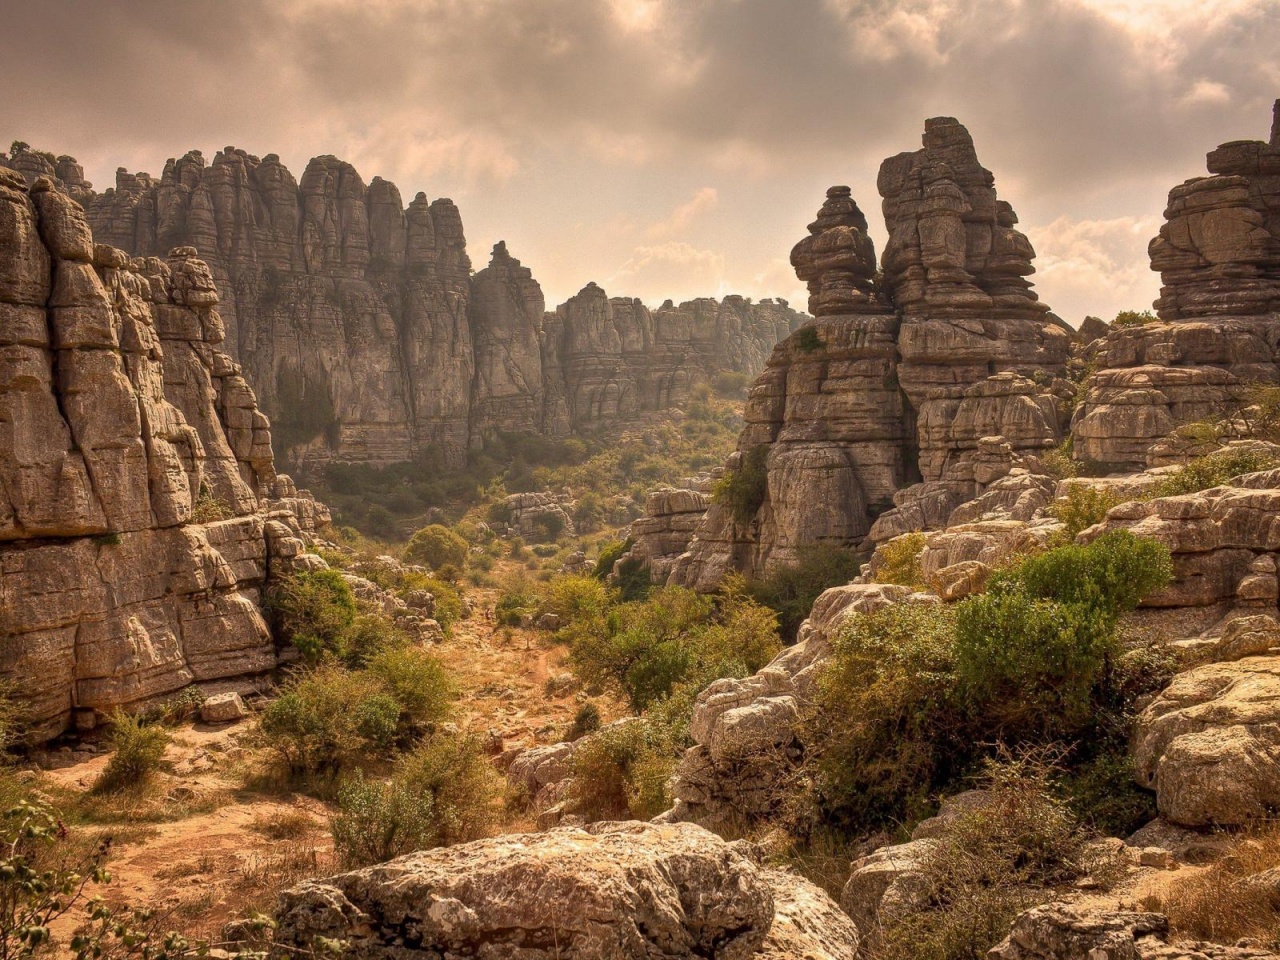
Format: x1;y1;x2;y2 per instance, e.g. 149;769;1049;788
273;821;858;959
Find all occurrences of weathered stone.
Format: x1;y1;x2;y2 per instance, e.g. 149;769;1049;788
273;821;857;959
199;691;249;724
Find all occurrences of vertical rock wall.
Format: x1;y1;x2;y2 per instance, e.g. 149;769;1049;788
2;145;806;466
0;168;318;739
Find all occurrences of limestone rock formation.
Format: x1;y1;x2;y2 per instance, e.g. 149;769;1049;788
1073;102;1280;471
656;117;1069;589
2;144;806;467
0;168;323;738
273;821;858;959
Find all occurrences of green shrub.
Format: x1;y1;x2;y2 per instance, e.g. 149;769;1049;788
1004;530;1173;619
542;575;615;625
260;666;401;778
338;614;410;668
613;556;653;602
954;587;1113;740
1150;447;1279;498
330;771;438;868
748;543;863;642
395;735;498;846
873;532;927;589
94;711;169;794
1112;309;1157;328
569;721;679;822
495;577;540;627
565;702;602;741
712;445;769;525
366;646;453;733
568;584;779;713
1059;748;1157;837
593;539;629;580
191;485;234;523
267;570;357;664
1048;484;1125;541
813;603;963;831
405;524;469;570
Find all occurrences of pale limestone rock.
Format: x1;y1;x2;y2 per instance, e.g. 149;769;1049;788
1133;655;1280;826
200;691;249;723
273;822;857;959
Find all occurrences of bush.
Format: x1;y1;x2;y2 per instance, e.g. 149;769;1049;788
812;603;963;831
569;721;679;822
94;711;169;794
712;370;752;397
568;584;779;713
495;577;540;627
1149;447;1279;498
365;646;453;733
1048;484;1125;541
565;702;602;741
712;445;769;525
260;666;407;779
330;771;439;868
873;532;927;589
1004;530;1173;619
748;543;863;642
613;556;653;602
329;733;495;869
396;735;498;846
1112;309;1157;327
405;524;469;570
871;757;1101;960
1146;823;1280;945
267;570;357;664
593;539;629;580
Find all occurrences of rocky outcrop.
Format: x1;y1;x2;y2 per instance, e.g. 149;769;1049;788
0;168;323;738
273;821;858;959
2;144;806;467
618;478;714;582
657;119;1069;589
990;904;1278;960
1073;102;1280;471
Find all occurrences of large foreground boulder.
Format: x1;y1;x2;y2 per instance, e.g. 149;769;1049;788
273;821;858;959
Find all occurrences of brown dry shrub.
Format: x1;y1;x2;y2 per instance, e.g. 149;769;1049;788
1145;825;1280;946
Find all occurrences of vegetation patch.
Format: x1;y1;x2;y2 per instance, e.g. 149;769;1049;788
712;444;770;525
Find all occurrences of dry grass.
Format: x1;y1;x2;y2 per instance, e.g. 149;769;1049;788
250;808;318;840
1143;824;1280;946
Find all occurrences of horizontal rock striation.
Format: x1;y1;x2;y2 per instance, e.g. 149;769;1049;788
1073;102;1280;471
0;167;324;738
1;145;805;467
658;119;1070;588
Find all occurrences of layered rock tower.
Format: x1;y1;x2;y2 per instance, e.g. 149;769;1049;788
0;167;323;738
1;146;806;466
650;118;1072;587
1073;102;1280;469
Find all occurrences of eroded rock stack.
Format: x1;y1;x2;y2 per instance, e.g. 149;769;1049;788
1073;102;1280;470
1;145;806;466
0;168;324;738
659;118;1070;588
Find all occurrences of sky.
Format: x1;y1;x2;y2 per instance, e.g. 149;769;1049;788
3;0;1278;324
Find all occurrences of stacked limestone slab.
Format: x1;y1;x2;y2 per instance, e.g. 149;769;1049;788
0;168;322;739
1;146;806;467
661;118;1070;588
1073;103;1280;470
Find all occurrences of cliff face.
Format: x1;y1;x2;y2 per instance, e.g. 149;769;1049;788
1;146;806;466
655;119;1072;588
1073;102;1280;470
0;167;322;738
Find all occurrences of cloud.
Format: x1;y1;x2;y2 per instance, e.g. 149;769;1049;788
644;187;719;240
2;0;1278;312
1026;214;1164;324
609;242;728;300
